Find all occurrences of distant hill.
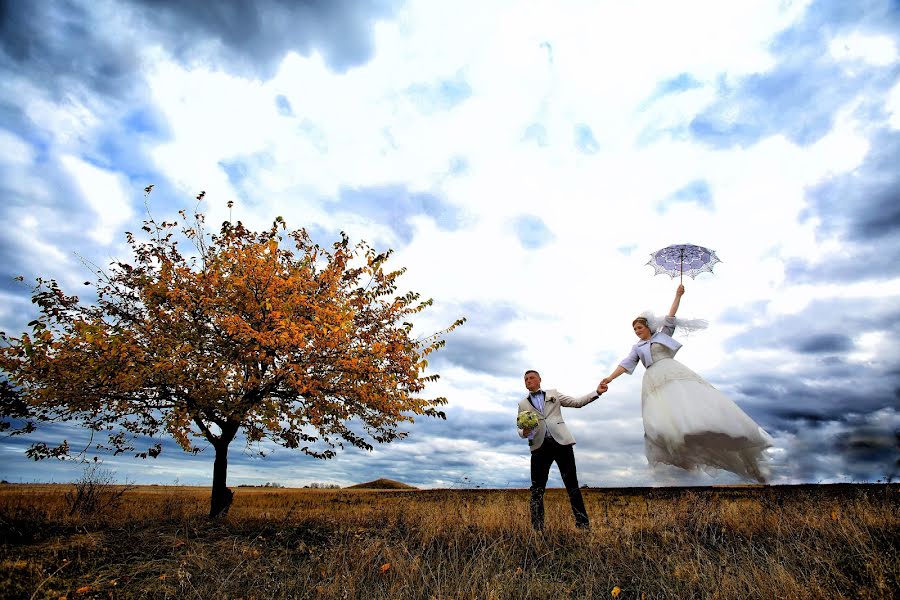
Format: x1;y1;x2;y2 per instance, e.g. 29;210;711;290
346;478;417;490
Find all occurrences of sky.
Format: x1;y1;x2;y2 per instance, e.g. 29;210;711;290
1;0;898;489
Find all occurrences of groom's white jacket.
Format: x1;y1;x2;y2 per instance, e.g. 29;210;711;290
517;389;600;452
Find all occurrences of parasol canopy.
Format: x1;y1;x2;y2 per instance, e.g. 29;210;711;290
646;243;721;282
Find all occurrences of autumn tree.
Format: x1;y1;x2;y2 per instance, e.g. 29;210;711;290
0;200;463;517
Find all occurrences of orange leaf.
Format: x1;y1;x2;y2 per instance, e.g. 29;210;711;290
76;586;92;593
380;563;391;574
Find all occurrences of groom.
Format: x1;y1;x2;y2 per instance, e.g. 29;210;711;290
518;369;607;530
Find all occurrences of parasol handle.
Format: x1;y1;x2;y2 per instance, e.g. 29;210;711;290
680;249;684;284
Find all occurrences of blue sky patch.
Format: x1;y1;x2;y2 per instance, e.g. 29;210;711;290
651;72;703;98
574;124;600;154
334;185;463;244
406;73;473;113
275;94;294;116
523;123;548;147
658;179;713;213
513;215;554;250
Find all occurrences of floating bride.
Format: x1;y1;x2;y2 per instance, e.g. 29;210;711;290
601;284;773;482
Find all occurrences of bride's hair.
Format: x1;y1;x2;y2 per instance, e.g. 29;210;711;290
632;316;651;329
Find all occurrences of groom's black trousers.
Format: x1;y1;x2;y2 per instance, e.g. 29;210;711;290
529;436;589;530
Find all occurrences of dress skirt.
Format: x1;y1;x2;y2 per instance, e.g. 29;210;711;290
641;349;773;483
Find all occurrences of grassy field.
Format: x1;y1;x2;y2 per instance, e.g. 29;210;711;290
0;483;896;599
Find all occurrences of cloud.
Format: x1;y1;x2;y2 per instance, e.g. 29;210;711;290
327;184;464;245
785;128;900;283
0;1;398;99
141;0;397;74
792;333;854;354
2;0;899;489
59;155;134;244
0;1;142;101
719;295;900;435
430;302;525;378
432;334;525;378
689;0;900;148
773;408;900;482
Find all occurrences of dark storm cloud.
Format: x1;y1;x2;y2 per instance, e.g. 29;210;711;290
0;152;108;285
430;302;525;378
792;333;854;354
689;0;900;148
0;139;246;345
0;0;398;100
1;2;371;343
735;370;895;430
137;0;397;75
833;416;898;467
0;402;521;488
725;296;900;355
0;0;141;100
805;129;900;238
778;408;899;483
717;295;900;446
786;128;900;283
433;333;525;377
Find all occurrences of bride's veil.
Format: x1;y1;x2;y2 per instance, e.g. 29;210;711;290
638;310;708;336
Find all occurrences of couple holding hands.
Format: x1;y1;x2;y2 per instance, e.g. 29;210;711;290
517;285;773;531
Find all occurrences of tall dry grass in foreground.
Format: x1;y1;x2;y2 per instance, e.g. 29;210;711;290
0;483;896;599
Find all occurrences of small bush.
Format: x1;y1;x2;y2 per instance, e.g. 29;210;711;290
64;463;135;519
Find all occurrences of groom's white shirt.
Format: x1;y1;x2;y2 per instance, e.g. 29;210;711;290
517;388;600;452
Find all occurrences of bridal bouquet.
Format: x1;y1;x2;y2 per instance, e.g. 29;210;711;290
516;410;540;430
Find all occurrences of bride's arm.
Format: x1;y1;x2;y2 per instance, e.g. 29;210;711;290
601;365;628;385
667;284;685;318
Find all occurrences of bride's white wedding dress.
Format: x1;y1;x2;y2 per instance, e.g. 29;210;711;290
641;343;773;482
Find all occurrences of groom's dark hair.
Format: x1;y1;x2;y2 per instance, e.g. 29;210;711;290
524;369;540;377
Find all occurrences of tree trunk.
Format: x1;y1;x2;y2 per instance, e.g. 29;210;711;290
209;420;240;519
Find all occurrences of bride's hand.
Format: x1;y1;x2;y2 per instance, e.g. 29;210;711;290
600;377;612;386
676;284;685;297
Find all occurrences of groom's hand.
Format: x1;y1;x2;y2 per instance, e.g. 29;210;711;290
597;382;609;395
522;427;533;436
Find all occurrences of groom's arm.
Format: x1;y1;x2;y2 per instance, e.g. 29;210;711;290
556;387;606;408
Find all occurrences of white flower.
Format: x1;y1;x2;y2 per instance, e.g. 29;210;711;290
517;411;539;429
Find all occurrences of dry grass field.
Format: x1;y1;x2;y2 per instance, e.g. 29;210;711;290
0;482;896;599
